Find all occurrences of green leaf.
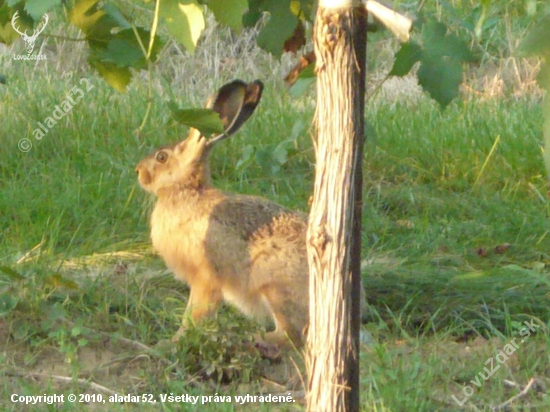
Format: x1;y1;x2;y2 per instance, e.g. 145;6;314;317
102;2;131;29
0;293;18;316
255;141;292;175
168;104;225;135
100;28;163;68
0;11;17;44
417;55;462;109
299;62;315;78
69;0;106;35
70;0;127;42
0;5;31;45
420;19;445;45
43;273;79;290
101;37;143;67
389;41;422;77
0;74;6;84
255;147;277;174
257;0;298;57
421;19;474;62
91;28;163;71
45;303;66;325
24;0;61;20
208;0;247;32
242;0;263;27
273;141;289;164
236;144;254;170
289;60;316;97
160;0;205;54
89;60;132;92
289;76;315;98
84;25;165;91
414;18;473;108
289;119;305;141
296;0;315;21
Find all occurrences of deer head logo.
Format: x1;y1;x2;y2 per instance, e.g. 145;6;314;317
11;11;49;55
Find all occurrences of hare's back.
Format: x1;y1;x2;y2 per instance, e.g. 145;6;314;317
204;195;308;284
208;194;307;243
220;194;308;279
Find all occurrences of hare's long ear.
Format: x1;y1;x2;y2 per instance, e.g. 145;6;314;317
205;80;263;148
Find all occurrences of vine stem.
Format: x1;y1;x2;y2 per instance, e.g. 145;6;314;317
132;0;162;137
147;0;161;60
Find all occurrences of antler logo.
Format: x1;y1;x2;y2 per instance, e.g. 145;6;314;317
11;11;49;55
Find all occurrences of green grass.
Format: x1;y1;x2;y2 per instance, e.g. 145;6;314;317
2;3;550;409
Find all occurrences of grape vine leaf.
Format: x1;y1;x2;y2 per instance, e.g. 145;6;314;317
89;60;131;93
415;19;474;108
207;0;247;32
421;20;473;63
24;0;61;20
289;63;315;97
102;3;131;29
160;0;204;54
417;54;463;108
389;41;422;77
245;0;298;57
0;3;33;44
69;0;109;37
69;1;163;92
98;28;164;69
168;103;225;136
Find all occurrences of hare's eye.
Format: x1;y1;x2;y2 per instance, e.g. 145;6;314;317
156;151;168;163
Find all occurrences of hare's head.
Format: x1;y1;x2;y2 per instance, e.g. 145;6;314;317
136;80;263;195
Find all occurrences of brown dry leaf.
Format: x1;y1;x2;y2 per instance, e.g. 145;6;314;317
114;263;128;275
283;22;306;54
396;220;414;229
477;247;488;257
495;243;511;254
284;50;315;86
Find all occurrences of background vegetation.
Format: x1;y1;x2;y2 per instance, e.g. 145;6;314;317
1;0;550;410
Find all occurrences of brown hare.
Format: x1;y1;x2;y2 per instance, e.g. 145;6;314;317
136;80;309;347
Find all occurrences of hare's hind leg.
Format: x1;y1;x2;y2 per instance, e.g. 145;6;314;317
172;280;223;342
257;284;308;348
262;314;302;348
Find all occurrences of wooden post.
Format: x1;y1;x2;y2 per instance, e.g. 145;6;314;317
306;0;367;411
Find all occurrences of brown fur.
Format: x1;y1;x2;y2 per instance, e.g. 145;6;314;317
136;128;309;346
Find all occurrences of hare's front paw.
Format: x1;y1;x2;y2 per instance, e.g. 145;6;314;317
171;326;187;343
